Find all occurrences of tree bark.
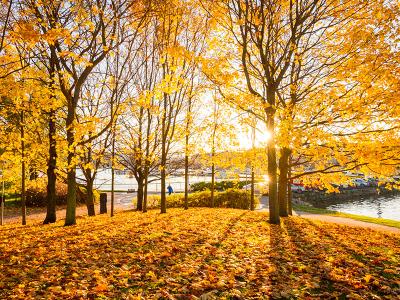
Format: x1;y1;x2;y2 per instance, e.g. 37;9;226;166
44;109;57;224
160;164;166;213
136;179;143;211
143;171;148;213
65;105;76;226
250;167;255;211
266;89;279;224
160;68;167;214
44;46;57;224
210;162;215;208
288;154;293;216
210;100;217;209
184;93;192;210
184;139;189;210
86;179;95;216
278;148;290;217
20;111;26;225
111;128;115;217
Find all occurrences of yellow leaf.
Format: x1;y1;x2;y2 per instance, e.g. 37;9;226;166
364;274;372;283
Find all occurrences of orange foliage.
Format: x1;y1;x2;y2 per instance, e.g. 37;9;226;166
0;208;399;299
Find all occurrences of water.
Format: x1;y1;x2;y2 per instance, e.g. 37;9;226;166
76;168;248;193
77;169;400;221
324;195;400;221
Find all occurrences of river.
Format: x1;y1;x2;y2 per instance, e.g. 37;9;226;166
77;169;400;221
322;194;400;221
77;169;229;193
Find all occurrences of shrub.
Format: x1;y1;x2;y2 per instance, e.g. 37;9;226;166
76;186;100;204
26;179;97;207
190;180;251;192
142;188;259;210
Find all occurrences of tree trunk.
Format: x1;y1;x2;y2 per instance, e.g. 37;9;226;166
250;167;255;211
136;179;143;211
288;154;293;216
184;93;192;210
184;138;189;210
143;172;148;213
143;107;151;214
86;179;95;216
210;162;215;208
111;128;115;217
65;106;76;226
21;111;26;225
266;89;279;224
44;109;57;224
160;98;167;213
160;75;167;214
278;148;290;217
44;49;57;224
1;176;4;226
160;164;166;213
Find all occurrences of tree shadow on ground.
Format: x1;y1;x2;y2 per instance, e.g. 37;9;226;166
302;218;400;298
267;216;339;299
0;210;399;299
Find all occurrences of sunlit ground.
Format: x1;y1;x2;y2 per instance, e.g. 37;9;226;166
0;208;399;299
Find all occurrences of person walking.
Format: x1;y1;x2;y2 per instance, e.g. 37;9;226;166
167;184;173;195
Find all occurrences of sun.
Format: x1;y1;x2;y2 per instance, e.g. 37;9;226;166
239;127;272;150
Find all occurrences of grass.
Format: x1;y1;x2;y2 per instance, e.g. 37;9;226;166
3;196;21;207
0;208;399;299
293;204;400;229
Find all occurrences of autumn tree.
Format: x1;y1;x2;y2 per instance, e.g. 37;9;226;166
17;0;150;225
276;0;400;212
152;0;209;213
118;21;162;212
201;0;387;223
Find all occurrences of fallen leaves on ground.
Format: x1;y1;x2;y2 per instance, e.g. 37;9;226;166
0;208;399;299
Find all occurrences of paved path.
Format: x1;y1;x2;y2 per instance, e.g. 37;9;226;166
295;211;400;234
257;195;399;234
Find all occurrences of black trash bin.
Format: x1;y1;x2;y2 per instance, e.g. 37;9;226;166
100;193;107;214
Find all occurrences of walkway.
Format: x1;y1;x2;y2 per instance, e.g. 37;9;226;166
294;210;400;234
257;196;400;234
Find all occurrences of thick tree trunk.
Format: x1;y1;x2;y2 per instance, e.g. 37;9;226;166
44;110;57;224
21;111;26;225
250;167;255;211
266;89;279;224
288;154;293;216
65;106;76;226
86;179;95;216
136;179;143;211
267;144;279;224
278;148;290;217
44;49;57;224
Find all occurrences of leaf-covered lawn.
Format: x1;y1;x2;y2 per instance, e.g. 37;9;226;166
0;208;399;299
